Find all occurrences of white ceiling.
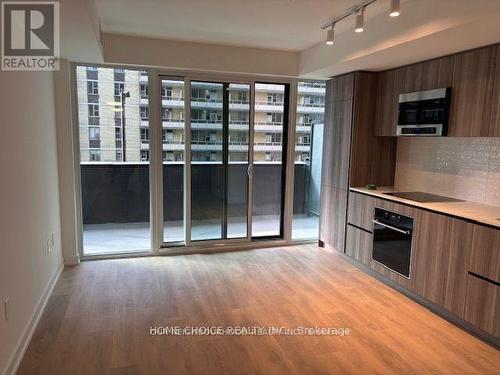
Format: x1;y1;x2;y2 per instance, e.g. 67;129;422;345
93;0;500;78
95;0;401;51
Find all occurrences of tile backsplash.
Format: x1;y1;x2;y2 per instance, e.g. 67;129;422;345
395;138;500;207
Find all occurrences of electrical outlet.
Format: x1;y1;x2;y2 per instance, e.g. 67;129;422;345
4;298;8;321
46;239;51;254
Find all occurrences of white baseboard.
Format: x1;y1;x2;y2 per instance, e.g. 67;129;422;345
3;262;64;375
63;254;80;266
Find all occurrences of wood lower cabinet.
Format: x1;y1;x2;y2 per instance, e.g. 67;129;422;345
319;186;347;253
464;274;499;339
410;213;473;317
347;192;376;231
469;225;500;283
345;224;372;266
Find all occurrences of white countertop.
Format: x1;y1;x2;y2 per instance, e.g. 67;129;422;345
350;186;500;229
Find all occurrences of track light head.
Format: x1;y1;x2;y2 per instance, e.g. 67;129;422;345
390;0;400;17
355;7;364;33
326;25;335;45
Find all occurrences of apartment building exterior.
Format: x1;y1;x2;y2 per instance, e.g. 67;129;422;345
76;67;325;164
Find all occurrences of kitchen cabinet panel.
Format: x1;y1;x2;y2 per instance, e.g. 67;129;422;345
449;46;497;136
470;225;500;283
319;186;347;253
402;63;424;93
374;67;405;136
332;74;355;101
347;192;376;231
350;73;396;187
326;99;352;190
421;55;454;91
464;274;499;339
345;224;372;266
489;45;500;136
410;213;473;317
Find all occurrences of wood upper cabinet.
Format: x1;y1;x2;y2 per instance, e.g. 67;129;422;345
403;56;454;93
410;213;473;317
489;45;500;136
421;55;454;91
448;46;497;136
374;70;398;136
332;74;354;101
321;99;352;190
469;225;500;283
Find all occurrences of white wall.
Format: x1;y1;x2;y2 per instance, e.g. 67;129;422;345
54;60;81;266
102;33;299;77
0;70;63;375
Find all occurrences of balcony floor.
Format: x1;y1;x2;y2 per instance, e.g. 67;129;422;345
83;214;319;255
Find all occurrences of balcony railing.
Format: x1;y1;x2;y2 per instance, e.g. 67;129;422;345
299;102;325;108
255;101;284;106
81;163;313;224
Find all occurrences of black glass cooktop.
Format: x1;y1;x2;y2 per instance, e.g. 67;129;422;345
383;191;465;203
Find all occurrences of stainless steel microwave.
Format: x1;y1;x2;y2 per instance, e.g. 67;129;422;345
396;88;451;136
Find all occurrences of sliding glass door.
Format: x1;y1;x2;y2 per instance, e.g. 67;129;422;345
251;83;288;238
75;67;293;256
161;78;186;243
190;81;251;242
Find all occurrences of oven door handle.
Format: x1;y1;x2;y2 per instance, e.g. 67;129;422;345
372;220;411;235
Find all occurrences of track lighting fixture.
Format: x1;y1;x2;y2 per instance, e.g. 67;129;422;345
326;25;335;45
322;0;402;46
354;7;364;33
390;0;400;17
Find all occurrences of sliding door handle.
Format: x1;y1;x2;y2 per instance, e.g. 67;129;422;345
247;164;253;178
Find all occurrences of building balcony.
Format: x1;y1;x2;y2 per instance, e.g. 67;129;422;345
297;82;326;95
297;104;325;114
254;101;284;113
162;97;185;108
255;83;285;93
190;98;223;109
253;143;283;151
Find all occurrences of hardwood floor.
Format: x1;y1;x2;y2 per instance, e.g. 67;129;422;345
17;245;500;375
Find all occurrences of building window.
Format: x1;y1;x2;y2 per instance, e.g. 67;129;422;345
140;84;148;99
141;150;149;162
89;149;101;161
114;68;124;73
88;104;99;117
140;106;149;120
88;126;100;140
162;86;173;99
86;66;97;71
140;128;149;143
87;81;98;95
267;93;282;104
114;82;125;96
115;150;122;162
115;127;121;140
